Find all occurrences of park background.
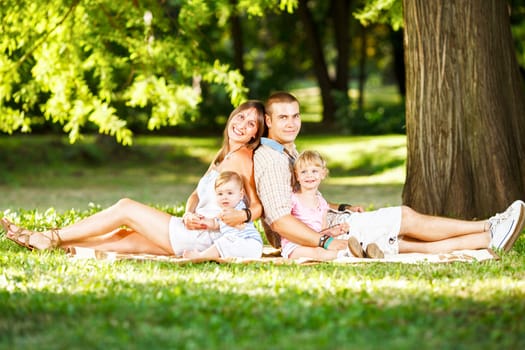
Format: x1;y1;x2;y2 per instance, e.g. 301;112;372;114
1;1;525;349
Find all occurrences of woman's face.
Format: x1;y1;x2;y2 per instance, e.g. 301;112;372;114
227;107;259;145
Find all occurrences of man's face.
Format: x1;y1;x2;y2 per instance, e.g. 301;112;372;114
265;101;301;146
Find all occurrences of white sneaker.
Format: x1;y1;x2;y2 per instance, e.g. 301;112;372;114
488;200;525;252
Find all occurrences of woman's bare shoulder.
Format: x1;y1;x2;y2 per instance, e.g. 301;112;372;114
230;147;253;162
222;148;253;175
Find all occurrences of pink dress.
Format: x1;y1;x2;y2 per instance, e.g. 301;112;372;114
281;192;329;257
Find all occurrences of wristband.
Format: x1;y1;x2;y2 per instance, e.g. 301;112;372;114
243;208;252;223
338;203;351;211
323;237;334;249
318;234;330;248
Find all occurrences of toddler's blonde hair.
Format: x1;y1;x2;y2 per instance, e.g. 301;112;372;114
294;150;328;175
215;171;244;190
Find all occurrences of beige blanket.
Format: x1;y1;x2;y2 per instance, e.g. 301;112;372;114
68;246;499;265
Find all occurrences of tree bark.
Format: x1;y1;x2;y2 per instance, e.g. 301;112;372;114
230;0;245;77
402;0;525;218
297;0;336;125
297;0;352;127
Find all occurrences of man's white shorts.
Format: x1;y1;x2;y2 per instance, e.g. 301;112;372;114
329;206;402;255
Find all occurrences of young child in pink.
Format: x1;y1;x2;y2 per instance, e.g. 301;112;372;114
281;150;384;260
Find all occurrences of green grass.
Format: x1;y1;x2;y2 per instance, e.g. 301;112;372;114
0;134;405;211
1;135;524;349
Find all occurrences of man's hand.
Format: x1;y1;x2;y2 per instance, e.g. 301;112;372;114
320;223;350;237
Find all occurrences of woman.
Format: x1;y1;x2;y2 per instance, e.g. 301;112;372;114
1;100;266;257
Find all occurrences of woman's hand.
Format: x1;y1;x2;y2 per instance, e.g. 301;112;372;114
182;212;207;230
219;207;246;227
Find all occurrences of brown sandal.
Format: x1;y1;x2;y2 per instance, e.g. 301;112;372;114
1;217;62;250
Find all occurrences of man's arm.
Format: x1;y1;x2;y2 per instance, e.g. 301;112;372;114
271;214;348;251
327;202;364;213
254;144;346;251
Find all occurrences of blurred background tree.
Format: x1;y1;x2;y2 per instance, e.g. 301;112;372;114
0;0;412;142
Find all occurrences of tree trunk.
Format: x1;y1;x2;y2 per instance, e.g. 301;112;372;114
297;0;336;126
357;23;367;114
230;0;245;77
297;0;352;127
389;28;405;97
402;0;525;218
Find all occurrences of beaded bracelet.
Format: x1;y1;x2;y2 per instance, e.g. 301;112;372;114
318;234;330;248
243;208;252;223
323;237;334;249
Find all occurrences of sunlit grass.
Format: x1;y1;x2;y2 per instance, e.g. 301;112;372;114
1;134;524;348
0;235;524;349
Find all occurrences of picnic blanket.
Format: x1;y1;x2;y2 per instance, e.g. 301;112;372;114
67;246;499;265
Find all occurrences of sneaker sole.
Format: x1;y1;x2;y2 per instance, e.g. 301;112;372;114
503;201;525;252
348;236;364;258
365;243;384;259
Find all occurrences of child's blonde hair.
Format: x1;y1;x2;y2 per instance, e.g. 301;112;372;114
294;150;328;175
215;171;244;191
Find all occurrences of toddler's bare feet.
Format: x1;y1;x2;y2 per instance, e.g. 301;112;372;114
182;249;201;259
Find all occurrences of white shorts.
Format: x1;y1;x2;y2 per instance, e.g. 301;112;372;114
168;217;263;259
281;241;299;259
215;235;263;259
168;217;221;256
329;207;402;255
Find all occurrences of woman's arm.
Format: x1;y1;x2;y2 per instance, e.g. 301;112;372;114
182;189;208;230
220;148;262;226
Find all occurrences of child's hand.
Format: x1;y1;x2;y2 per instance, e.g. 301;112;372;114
183;212;207;230
348;205;364;213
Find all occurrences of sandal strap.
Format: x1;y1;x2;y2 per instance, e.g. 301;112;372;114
49;228;62;248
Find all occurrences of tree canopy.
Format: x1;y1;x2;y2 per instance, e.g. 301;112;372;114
0;0;297;144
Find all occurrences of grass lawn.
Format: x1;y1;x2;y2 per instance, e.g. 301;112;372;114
1;135;524;349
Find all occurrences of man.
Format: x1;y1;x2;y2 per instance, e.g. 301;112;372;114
254;91;525;255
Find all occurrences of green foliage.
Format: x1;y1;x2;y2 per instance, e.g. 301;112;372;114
510;1;525;69
354;0;403;30
1;0;280;144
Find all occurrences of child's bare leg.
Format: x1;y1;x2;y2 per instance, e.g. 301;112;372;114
289;246;338;261
183;245;220;259
399;232;490;254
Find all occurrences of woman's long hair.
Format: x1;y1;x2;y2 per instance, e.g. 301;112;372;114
214;100;265;165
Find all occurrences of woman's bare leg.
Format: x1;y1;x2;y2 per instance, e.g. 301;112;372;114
399;232;490;254
6;198;173;253
65;228;172;255
399;206;487;241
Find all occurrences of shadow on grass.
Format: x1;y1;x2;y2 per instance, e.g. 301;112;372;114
0;135;215;185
